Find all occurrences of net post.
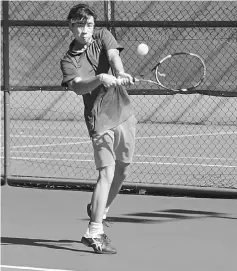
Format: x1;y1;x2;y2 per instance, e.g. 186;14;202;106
2;1;11;186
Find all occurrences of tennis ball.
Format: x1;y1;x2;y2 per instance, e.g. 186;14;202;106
137;43;149;56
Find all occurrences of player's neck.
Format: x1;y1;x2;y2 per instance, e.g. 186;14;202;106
73;38;92;52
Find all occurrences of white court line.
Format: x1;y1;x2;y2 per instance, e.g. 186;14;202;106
133;161;236;168
9;141;91;149
136;131;237;139
11;135;89;139
9;151;93;156
0;265;75;271
8;131;237;140
5;131;236;150
135;154;236;161
8;150;237;161
10;125;84;131
8;156;236;168
10;157;93;163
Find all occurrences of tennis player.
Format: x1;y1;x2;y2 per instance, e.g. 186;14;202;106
60;4;136;254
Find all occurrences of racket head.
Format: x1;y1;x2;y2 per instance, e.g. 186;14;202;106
155;52;206;92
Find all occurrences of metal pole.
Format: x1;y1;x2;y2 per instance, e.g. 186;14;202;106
2;1;10;186
104;0;116;38
109;1;116;38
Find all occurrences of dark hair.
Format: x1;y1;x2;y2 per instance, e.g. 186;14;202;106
67;4;97;23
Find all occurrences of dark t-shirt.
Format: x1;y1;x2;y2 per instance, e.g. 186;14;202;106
60;28;134;137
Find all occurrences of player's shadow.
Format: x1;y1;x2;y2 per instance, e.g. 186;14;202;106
1;237;96;254
157;209;237;219
122;208;237;222
84;208;236;224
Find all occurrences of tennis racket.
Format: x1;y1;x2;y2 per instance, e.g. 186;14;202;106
133;52;206;93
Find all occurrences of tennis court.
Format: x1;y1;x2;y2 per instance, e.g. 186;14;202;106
5;118;237;188
1;184;237;271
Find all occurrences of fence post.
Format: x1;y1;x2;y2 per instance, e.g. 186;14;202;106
2;0;11;186
104;0;116;38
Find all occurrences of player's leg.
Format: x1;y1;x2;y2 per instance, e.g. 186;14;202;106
81;131;117;254
106;115;137;210
90;165;115;224
86;161;130;219
106;161;130;208
87;116;136;220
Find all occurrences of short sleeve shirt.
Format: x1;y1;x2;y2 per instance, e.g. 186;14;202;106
60;28;134;137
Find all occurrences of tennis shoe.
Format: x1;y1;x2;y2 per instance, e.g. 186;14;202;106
81;234;117;254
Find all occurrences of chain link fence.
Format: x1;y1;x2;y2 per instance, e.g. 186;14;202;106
1;1;237;193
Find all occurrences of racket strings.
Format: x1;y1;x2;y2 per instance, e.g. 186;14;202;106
156;55;205;90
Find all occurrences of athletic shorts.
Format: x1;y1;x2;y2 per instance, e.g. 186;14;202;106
92;115;137;169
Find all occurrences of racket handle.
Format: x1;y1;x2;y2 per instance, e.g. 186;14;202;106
117;77;138;85
133;77;139;83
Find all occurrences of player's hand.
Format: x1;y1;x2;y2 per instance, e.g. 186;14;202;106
99;74;119;88
117;72;134;86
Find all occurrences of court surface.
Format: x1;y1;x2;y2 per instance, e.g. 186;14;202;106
1;185;237;271
3;120;237;187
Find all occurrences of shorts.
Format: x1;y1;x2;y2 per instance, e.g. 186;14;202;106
92;115;137;169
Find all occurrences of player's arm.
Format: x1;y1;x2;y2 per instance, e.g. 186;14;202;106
67;75;102;95
107;48;134;85
67;74;120;95
61;54;121;94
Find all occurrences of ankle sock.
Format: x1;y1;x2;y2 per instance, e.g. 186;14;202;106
84;222;104;238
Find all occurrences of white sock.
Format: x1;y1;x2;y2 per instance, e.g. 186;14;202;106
89;222;104;238
84;222;104;238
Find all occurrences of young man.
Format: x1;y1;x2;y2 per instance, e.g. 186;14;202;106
60;4;136;254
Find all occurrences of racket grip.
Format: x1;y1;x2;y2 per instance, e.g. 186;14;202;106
117;77;137;85
133;77;139;83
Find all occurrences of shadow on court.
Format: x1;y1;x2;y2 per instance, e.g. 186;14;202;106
1;237;96;254
125;209;237;220
81;208;237;225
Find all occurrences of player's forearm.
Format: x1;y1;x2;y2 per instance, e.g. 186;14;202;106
109;54;125;77
71;75;103;95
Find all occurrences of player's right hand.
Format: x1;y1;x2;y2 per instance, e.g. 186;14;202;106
99;74;118;88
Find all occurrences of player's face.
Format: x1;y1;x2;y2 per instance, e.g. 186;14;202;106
70;16;95;45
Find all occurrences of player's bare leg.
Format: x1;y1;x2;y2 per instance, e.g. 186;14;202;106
81;165;117;254
86;162;130;219
106;161;130;208
91;165;115;223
